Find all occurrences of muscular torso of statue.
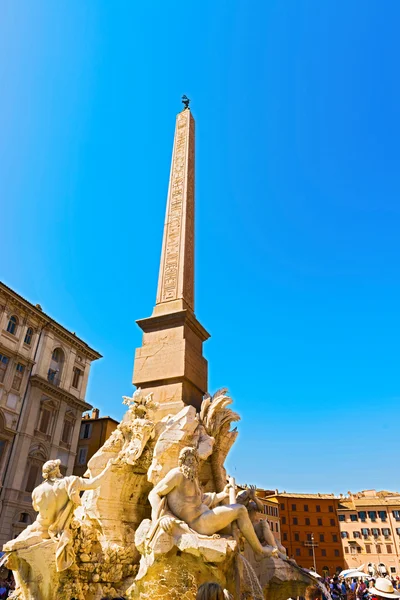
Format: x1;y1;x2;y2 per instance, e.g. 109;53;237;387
33;479;71;532
166;471;207;525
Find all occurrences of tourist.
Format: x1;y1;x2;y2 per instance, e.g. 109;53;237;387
305;585;323;600
0;581;7;600
330;576;341;600
369;578;400;600
196;582;225;600
341;579;348;600
356;579;368;600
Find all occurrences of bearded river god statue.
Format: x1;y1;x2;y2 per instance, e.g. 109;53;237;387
3;389;320;600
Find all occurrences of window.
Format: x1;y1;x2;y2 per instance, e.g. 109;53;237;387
309;549;313;557
319;534;325;542
0;354;9;383
387;545;392;553
280;503;285;511
77;447;88;465
305;518;310;526
391;568;397;574
366;545;371;553
376;544;381;553
6;316;18;335
281;517;286;525
61;420;73;444
379;511;387;522
339;515;345;522
293;517;298;525
80;422;92;440
329;505;334;513
393;511;400;521
345;547;349;554
334;549;339;557
0;440;6;463
332;534;338;542
25;464;39;492
353;531;361;538
372;528;380;537
362;528;370;537
341;532;348;538
47;369;58;384
382;528;391;537
19;513;30;523
24;327;33;345
359;511;367;522
294;533;299;541
307;533;312;541
12;363;25;391
368;511;377;521
396;528;400;536
295;548;301;556
350;514;358;522
38;409;51;434
316;505;321;513
321;549;327;557
72;367;82;389
304;504;309;512
291;504;296;511
317;518;323;526
283;532;288;541
330;519;335;526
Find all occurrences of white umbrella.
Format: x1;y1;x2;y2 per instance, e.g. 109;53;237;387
343;572;370;579
339;566;365;578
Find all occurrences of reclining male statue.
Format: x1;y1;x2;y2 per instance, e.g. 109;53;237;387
3;457;113;571
148;446;279;560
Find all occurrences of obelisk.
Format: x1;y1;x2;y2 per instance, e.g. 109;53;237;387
132;102;209;413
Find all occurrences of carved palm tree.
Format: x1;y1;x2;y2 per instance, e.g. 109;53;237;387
199;388;240;493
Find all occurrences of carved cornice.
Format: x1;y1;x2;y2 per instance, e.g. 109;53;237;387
0;282;102;361
29;375;92;412
0;340;35;366
137;309;210;342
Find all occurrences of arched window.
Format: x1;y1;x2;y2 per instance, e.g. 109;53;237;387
24;327;33;345
6;315;18;335
19;512;31;524
48;347;65;386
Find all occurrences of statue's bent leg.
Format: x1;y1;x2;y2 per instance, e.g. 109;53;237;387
192;505;275;559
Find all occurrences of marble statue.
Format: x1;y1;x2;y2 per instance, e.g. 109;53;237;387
148;447;278;560
3;389;322;600
4;457;113;572
237;485;287;558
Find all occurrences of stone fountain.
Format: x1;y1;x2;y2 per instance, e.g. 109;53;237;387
2;103;322;600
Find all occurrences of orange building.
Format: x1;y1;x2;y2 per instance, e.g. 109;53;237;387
266;492;345;575
73;408;118;476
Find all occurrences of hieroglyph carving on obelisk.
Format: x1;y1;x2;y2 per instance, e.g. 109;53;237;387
156;108;195;312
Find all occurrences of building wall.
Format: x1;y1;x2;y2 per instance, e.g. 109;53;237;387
267;494;345;574
73;412;119;477
338;492;400;576
0;282;101;545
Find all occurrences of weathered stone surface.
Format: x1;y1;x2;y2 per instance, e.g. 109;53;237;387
126;551;237;600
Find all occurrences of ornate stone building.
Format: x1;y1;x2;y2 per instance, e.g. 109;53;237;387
338;490;400;576
0;282;101;544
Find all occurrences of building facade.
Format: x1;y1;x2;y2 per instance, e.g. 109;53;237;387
266;492;345;574
0;282;101;544
73;409;119;477
338;490;400;576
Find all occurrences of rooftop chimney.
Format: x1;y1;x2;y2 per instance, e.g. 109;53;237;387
91;408;100;419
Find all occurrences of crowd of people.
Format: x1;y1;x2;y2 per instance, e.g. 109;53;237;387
311;574;400;600
0;576;15;600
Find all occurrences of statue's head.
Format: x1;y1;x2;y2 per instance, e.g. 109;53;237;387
178;446;199;481
42;459;62;481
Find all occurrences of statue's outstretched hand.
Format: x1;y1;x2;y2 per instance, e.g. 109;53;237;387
160;517;175;535
223;482;232;499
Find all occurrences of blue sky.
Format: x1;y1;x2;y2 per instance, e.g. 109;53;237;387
1;1;400;494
